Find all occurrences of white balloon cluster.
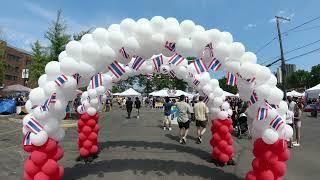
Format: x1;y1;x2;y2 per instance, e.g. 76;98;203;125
25;16;291;146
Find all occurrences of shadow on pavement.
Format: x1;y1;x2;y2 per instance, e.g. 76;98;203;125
64;158;243;180
99;139;212;162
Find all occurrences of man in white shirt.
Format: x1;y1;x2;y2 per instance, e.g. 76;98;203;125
193;96;209;144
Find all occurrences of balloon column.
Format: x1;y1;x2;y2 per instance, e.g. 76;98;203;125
22;16;293;179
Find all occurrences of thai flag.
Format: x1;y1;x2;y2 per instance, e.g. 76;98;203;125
193;79;200;86
169;70;176;78
165;41;176;52
25;117;43;134
226;72;237;86
91;73;103;89
153;55;163;72
23;132;32;145
188;72;194;78
108;61;126;78
248;91;258;106
270;115;284;130
54;74;68;86
208;58;222;72
72;73;81;85
203;95;209;104
41;93;57;111
193;58;208;74
132;56;145;70
204;42;214;57
246;77;256;83
119;47;129;59
256;107;269;121
265;101;273;109
169;53;185;66
105;89;112;97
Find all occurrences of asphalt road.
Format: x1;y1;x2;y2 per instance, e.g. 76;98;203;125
0;107;319;180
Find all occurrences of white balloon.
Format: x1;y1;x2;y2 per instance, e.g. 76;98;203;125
241;52;257;64
30;131;48;146
221;102;230;111
29;87;46;105
280;124;293;140
92;28;109;46
37;74;47;88
25;100;33;113
207;29;221;44
80;33;94;44
277;101;288;116
150;16;166;32
214;42;231;62
180;20;195;35
262;129;279;144
60;57;79;75
230;42;245;58
45;61;61;77
108;31;125;50
221;31;233;44
87;107;97;116
108;24;121;32
268;87;284;105
120;18;137;35
217;111;228;120
66;41;83;60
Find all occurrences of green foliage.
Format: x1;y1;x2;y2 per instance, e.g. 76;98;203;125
310;64;320;87
0;60;5;84
151;74;187;91
28;41;49;83
218;77;238;94
286;69;311;89
73;28;93;41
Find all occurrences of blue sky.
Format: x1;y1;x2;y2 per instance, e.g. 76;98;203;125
1;0;319;74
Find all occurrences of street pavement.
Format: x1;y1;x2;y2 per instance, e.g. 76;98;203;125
0;107;319;180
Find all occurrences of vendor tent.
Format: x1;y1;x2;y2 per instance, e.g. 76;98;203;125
149;89;193;98
305;84;320;99
114;88;141;96
1;84;31;92
287;90;303;97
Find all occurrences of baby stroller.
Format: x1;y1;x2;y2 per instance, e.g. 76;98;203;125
234;113;251;139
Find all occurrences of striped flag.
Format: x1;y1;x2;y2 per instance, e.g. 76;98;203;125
265;101;273;109
193;79;200;86
188;72;194;78
169;70;176;78
72;73;81;85
256;107;269;121
269;115;285;130
204;42;214;57
203;95;209;104
226;72;237;86
165;41;176;52
41;93;57;112
119;47;129;59
105;89;112;97
25;117;43;134
54;74;68;86
236;73;256;83
152;55;163;72
208;58;222;72
193;58;208;74
108;61;126;78
23;132;32;145
132;56;145;70
169;53;185;66
91;73;103;89
248;91;258;106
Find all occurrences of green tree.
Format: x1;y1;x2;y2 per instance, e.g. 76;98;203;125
45;10;70;62
310;64;320;87
218;77;238;94
28;41;49;83
286;70;311;89
73;28;93;41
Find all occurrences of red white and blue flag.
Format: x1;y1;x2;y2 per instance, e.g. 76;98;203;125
188;72;194;78
72;73;81;85
193;79;200;86
119;47;129;59
108;61;126;78
54;74;68;86
41;93;57;111
91;73;103;89
152;55;163;72
23;132;32;145
248;91;258;106
256;107;269;121
203;94;209;104
165;41;176;52
169;53;185;66
226;72;237;86
204;42;214;58
169;70;176;78
208;58;222;72
105;89;112;97
25;117;43;134
132;56;145;70
270;115;284;130
193;58;208;74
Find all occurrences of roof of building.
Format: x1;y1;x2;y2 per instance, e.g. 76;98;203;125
6;43;32;56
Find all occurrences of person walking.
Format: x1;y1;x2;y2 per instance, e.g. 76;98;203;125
194;96;209;144
163;97;173;131
285;109;294;148
126;97;133;119
134;97;141;118
176;95;192;144
293;102;303;147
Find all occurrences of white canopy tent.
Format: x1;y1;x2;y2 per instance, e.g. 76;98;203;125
113;88;141;96
224;91;238;97
305;84;320;99
286;90;303;97
149;89;194;98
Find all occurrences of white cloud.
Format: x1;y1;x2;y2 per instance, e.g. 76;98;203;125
24;2;55;21
269;10;295;23
244;23;257;30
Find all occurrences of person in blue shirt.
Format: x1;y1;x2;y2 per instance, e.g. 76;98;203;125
162;97;173;130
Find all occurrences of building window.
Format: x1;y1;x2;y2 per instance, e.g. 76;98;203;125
7;54;20;62
26;60;32;65
5;74;17;81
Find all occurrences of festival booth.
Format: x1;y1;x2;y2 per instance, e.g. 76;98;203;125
21;16;293;180
305;84;320;99
149;89;193;98
286;90;303;97
114;88;141;97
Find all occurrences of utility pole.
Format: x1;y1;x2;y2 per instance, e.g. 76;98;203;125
275;16;290;99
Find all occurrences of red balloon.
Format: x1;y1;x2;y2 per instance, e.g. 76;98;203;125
212;147;221;159
81;113;90;121
34;172;50;180
59;165;64;178
219;125;229;135
213;132;222;141
213;120;222;127
82;125;92;135
90;145;99;154
223;132;232;141
225;145;233;156
31;150;48;166
261;150;273;161
78;119;85;128
252;158;262;171
94;113;99;120
278;149;290;161
80;147;89;157
24;171;33;180
79;132;87;141
227;138;233;145
210;138;215;146
88;132;98;142
52;147;64;161
271;161;286;177
23;145;36;153
257;170;274;180
218;140;228;150
93;124;100;133
41;138;57;154
42;159;59;176
218;153;229;163
254;138;269;152
245;171;257;180
83;140;93;149
24;158;40;176
87;119;96;127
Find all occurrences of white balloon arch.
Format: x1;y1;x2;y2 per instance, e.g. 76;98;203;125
23;16;292;153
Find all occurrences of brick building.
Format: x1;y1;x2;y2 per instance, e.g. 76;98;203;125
0;40;32;87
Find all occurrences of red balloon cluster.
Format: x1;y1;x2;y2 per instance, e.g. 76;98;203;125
246;138;290;180
23;138;64;180
77;113;100;157
210;119;234;164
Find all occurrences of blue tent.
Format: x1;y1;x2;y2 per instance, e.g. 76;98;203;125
0;99;16;114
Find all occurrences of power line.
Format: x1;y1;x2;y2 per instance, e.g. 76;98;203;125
290;25;320;33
